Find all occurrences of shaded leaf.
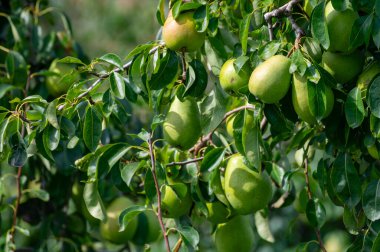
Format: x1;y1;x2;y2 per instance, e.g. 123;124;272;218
345;87;365;128
363;180;380;221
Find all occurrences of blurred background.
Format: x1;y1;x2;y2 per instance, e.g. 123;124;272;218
51;0;160;58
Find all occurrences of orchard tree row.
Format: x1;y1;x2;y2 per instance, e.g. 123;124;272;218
1;0;380;251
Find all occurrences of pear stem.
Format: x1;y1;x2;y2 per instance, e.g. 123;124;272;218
148;132;171;252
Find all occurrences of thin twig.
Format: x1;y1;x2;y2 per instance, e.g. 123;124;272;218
181;50;186;83
304;155;327;252
166;157;204;167
148;133;171;252
191;104;257;155
264;0;305;50
58;44;162;111
173;237;183;252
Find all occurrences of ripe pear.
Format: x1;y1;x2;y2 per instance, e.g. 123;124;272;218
292;73;334;124
248;55;291;104
214;215;254;252
100;197;138;244
163;96;201;150
206;201;231;224
162;11;205;52
224;154;273;215
321;50;364;84
357;61;380;99
219;59;251;95
325;2;359;53
161;183;192;218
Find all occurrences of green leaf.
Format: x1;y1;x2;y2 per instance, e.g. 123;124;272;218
177;225;200;249
200;147;225;174
287;127;314;153
331;152;361;208
306;199;326;228
311;2;330;49
244;112;261;170
200;84;227;134
0;84;18;99
57;56;86;65
43;125;60;151
83;106;102;152
240;13;252;55
255;209;275;243
372;232;380;252
350;15;374;50
233;56;249;73
193;5;209;32
98;53;123;69
363;180;380;221
121;161;144;186
368;76;380;118
83;182;106;221
8;145;27;167
345;87;365;128
46;99;59;129
118;206;146;232
25;188;50;202
370;114;380;139
373;17;380;49
184;59;208;97
265;162;285;188
307;80;327;120
316;159;327;194
290;49;307;75
0;117;10;153
110;72;126;99
258;41;281;60
156;0;165;25
172;1;182;19
148;50;179;90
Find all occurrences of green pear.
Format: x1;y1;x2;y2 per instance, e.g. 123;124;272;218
100;197;138;244
292;73;334;125
226;114;235;137
325;2;359;53
224;154;273;215
248;55;291;104
161;183;192;218
163;96;201;150
214;215;254;252
219;59;251;95
206;201;231;224
357;61;380;99
321;50;364;84
162;11;205;52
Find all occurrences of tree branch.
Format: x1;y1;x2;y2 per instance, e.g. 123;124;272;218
148;133;171;252
166;156;204;167
191;104;257;155
58;44;162;111
264;0;305;47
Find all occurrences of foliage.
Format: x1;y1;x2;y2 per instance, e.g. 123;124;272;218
1;0;380;251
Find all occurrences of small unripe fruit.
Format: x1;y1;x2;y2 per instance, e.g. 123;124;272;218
163;11;205;52
249;55;291;104
219;59;251;95
357;61;380;99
